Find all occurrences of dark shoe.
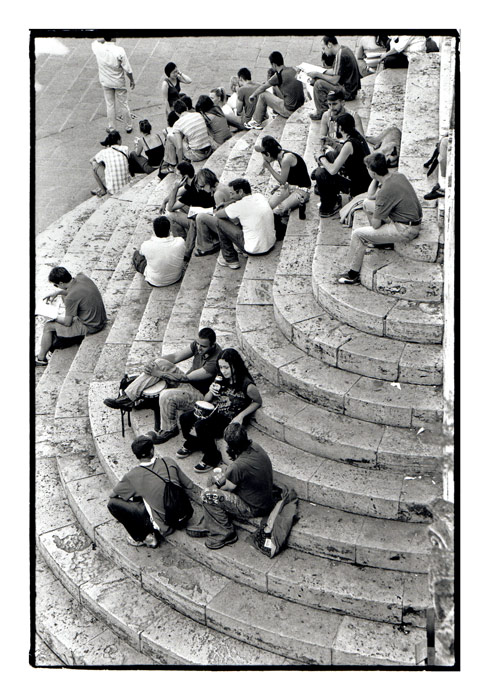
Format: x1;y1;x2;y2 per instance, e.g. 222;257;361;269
126;535;146;547
373;243;395;250
424;186;445;200
176;446;193;458
35;356;48;366
157;165;175;180
186;525;210;538
104;395;134;409
193;462;214;474
309;112;323;120
319;201;341;218
194;244;220;257
205;532;238;550
337;271;360;285
126;126;133;133
147;427;179;444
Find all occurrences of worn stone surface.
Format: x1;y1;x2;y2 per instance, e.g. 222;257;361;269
268;548;404;623
207;580;342;665
395;215;440;263
338;332;405;382
54;369;91;419
36;457;76;538
399;342;443;385
34;634;64;666
399;473;441;522
332;616;424;666
362;255;443;302
92;344;131;380
386;299;444;344
106;289;153;344
58;451;104;484
89;382;124;437
64;472;112;540
355;518;430;574
377;426;443;471
237;278;273;305
365;67;407;136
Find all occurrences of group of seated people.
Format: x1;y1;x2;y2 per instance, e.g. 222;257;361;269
104;326;274;550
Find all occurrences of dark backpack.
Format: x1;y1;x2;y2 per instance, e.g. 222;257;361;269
141;458;193;529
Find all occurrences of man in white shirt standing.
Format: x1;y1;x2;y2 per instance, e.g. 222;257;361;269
92;37;135;133
133;216;185;287
215;178;276;269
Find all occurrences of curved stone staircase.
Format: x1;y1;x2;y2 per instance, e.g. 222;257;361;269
35;40;455;666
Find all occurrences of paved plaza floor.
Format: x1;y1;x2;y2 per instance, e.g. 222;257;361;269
34;33;360;235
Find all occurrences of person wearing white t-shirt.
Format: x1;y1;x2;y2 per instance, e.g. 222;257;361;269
92;37;135;133
214;178;276;269
133;216;185;287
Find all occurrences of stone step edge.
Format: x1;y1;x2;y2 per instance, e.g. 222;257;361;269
92;387;436;571
237;299;442;429
311;245;444;344
57;450;429;634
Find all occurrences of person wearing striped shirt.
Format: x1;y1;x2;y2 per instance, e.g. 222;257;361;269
159;99;213;177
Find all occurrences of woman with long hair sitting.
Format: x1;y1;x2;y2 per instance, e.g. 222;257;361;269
209;87;246;131
312;112;371;217
178;348;262;473
195;94;232;146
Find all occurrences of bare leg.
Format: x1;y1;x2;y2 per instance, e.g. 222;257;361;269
38;324;56;361
92;163;107;194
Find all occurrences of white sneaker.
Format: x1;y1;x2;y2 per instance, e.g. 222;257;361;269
217;253;240;269
244;119;263;130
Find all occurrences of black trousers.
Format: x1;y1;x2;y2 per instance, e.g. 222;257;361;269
179;409;231;466
107;497;153;542
311;166;351;214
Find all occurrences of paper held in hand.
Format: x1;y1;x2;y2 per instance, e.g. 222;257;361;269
296;62;325;99
35;299;62;319
187;206;214;219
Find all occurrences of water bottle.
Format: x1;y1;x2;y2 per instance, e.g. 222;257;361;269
213;467;224;487
211;375;224;396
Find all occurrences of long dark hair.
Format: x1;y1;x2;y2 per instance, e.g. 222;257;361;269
217;348;254;389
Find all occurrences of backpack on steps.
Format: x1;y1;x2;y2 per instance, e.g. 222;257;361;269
140;458;194;529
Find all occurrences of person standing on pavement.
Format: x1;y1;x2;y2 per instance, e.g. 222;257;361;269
92;37;135;134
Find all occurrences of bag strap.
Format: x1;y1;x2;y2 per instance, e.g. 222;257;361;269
138;457;171;484
112;146;130;161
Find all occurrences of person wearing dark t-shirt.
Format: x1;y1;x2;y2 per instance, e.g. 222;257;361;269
255;135;311;216
244;51;305;129
163;161;215;245
309;35;362;119
236;67;260;123
36;267;107;366
186;423;274;549
338;152;422;284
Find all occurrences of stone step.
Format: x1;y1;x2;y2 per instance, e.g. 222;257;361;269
312;244;444;343
351;210;443;301
34;634;65;666
36;554;155;666
366;67;407;137
272;221;443;385
93;392;437;565
238;301;442;428
59;449;429;640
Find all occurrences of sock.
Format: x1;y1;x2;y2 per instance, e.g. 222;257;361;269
348;269;359;279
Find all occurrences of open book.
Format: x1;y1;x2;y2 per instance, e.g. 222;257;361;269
296;62;325;99
187;206;214;218
35;299;62;320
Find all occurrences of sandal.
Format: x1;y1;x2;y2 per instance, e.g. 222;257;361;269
194;245;220;257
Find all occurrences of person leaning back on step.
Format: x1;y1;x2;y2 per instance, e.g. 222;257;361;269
337;151;422;285
104;327;221;444
186;423;274;550
36;266;107;366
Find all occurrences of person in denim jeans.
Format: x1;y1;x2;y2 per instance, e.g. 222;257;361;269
338;152;422;284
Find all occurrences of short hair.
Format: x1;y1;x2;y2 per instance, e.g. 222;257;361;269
153;216;171;238
173;99;188;115
48;266;72;284
322;35;338;45
364;152;389;176
131;435;154;460
237;67;251;81
229;178;251;195
223;423;252;457
326;87;345;102
195;94;214;113
198;327;216;345
181;94;193;110
176;161;195;178
167;110;179;127
336;112;356;136
268;51;284;66
138;119;152;134
195;168;219;189
164;62;177;77
100;130;121;146
261;135;282;159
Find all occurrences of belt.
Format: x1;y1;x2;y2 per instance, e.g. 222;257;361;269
394;219;422;226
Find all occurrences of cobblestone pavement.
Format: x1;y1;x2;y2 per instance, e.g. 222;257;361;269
34;33;360;235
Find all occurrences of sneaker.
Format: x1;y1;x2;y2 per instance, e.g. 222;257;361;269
319;201;341;218
147;427;179;444
205;532;238;550
126;535;146;547
176;446;193;458
337;271;360;285
35;356;48;366
244;119;263;130
309;112;323;121
104;395;134;410
126;126;133;133
193;462;214;473
217;253;240;269
143;532;158;548
424;186;445;200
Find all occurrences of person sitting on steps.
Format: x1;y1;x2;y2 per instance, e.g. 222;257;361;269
178;348;263;474
319;87;364;152
255;135;311;218
132;215;185;287
158;99;213;178
128;119;165;174
104;327;221;445
90;130;131;197
337;152;422;284
185;423;274;550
